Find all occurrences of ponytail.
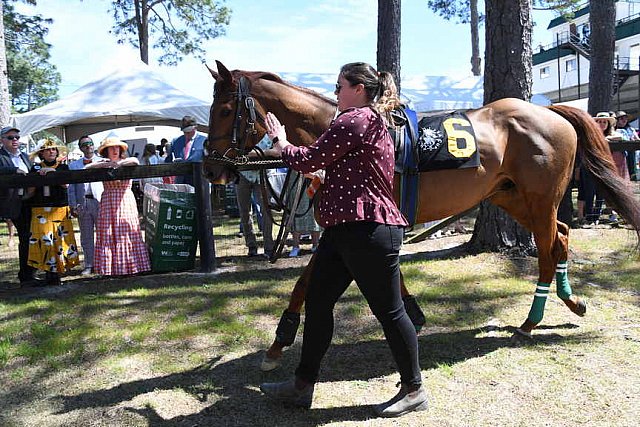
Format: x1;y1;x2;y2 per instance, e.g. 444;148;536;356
372;71;402;125
340;62;402;125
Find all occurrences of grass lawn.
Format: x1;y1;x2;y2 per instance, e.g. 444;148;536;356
0;227;639;426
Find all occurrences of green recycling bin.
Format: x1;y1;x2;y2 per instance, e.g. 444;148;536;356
143;183;198;272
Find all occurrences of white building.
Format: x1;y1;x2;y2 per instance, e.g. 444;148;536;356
533;1;640;114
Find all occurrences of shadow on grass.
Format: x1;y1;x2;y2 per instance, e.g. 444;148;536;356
46;325;592;426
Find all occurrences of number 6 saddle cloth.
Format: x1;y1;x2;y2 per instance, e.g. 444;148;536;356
390;107;481;225
391;108;480;174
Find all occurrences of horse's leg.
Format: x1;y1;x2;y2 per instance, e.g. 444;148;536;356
513;215;586;337
261;254;314;371
552;221;586;317
494;193;585;337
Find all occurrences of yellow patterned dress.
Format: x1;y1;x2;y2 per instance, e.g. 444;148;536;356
27;162;79;273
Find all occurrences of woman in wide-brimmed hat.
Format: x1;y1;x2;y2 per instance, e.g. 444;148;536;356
615;110;640;181
594;112;628;180
26;138;79;286
592;111;618;129
95;136;129;159
87;136;150;276
28;138;68;162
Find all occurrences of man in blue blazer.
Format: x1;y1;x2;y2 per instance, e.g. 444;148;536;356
165;115;207;185
0;126;39;285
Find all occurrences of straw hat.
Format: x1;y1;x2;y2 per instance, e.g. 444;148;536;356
97;136;128;157
593;112;616;126
29;138;67;160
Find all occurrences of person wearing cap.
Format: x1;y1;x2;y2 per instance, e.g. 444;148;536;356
87;137;150;276
0;125;41;285
615;110;640;181
25;139;79;286
164;115;206;185
68;135;104;275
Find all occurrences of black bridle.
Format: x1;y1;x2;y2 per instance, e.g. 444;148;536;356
208;75;265;164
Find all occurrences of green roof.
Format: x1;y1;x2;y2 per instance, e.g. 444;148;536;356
616;14;640;39
533;46;575;66
547;5;590;30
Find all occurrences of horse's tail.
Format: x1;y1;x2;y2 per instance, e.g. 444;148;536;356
548;104;640;246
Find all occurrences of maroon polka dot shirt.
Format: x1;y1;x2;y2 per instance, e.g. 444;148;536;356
282;106;408;229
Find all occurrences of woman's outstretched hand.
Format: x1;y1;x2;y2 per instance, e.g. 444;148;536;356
266;112;289;152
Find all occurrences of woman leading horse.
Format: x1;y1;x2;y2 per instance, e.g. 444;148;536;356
203;61;640;368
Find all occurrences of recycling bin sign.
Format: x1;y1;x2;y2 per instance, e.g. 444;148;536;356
143;183;198;272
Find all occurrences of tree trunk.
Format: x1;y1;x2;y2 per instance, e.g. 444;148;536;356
470;0;481;76
377;0;401;91
587;1;616;114
469;0;535;255
482;1;532;102
134;0;149;64
0;1;11;125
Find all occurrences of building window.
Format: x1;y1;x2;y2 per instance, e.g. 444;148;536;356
540;66;550;79
565;59;576;72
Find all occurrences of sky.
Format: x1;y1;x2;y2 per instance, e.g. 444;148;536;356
15;0;558;102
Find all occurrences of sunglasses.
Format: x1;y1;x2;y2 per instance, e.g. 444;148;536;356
3;135;20;141
335;83;342;93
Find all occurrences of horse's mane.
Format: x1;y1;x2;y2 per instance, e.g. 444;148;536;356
231;70;337;107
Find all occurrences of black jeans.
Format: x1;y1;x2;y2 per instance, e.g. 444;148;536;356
578;167;604;222
12;203;36;282
295;221;421;387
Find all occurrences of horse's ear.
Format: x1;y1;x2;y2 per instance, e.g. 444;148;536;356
215;60;233;83
205;63;220;81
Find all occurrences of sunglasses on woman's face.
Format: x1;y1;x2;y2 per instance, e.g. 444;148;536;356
3;135;20;141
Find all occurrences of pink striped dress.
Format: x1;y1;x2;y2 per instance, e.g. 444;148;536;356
95;179;151;275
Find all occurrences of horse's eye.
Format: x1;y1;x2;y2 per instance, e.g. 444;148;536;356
221;109;232;117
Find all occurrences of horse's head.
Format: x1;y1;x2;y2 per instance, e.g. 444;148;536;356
203;61;268;184
203;60;337;184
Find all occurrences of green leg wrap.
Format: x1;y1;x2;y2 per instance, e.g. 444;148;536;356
555;261;572;300
527;282;551;324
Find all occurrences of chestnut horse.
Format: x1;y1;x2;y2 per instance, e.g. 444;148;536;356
203;61;640;370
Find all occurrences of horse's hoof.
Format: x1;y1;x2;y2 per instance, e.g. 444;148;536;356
512;328;533;341
574;299;587;317
260;355;281;372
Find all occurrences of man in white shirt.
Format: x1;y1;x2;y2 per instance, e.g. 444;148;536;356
68;136;104;275
0;126;38;285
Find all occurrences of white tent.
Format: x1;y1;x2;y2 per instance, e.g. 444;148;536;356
280;72;485;112
11;61;211;142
